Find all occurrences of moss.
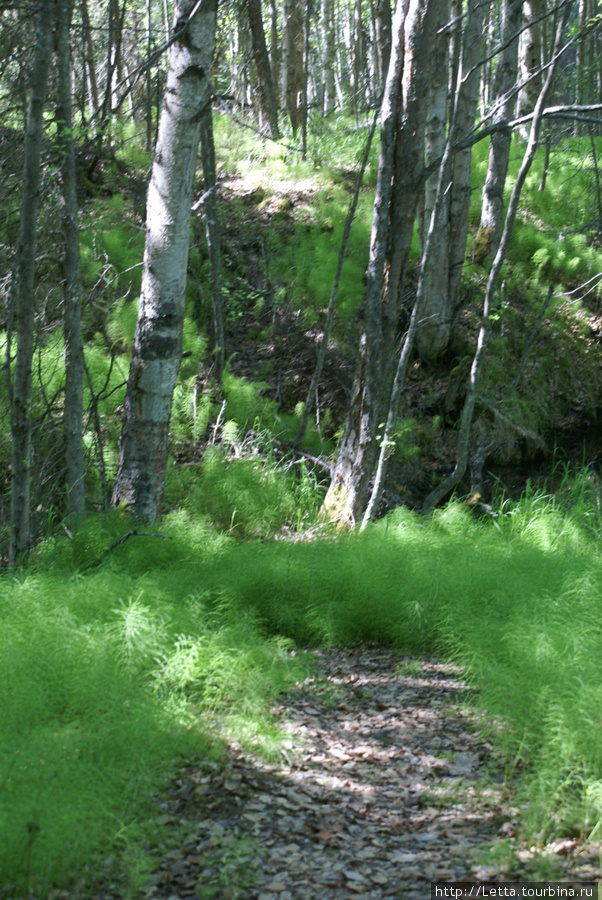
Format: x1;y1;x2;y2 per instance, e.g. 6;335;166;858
473;226;493;264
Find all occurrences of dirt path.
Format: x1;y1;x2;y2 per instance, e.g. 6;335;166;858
146;648;601;899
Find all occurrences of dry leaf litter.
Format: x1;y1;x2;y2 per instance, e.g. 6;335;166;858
144;647;601;899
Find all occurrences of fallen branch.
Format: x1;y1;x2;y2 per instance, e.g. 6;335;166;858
88;529;172;569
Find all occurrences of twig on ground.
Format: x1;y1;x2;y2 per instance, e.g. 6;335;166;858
88;529;172;569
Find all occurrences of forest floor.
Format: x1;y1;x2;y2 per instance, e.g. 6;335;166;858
138;648;601;900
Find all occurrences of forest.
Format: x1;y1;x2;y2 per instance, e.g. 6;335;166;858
1;0;602;896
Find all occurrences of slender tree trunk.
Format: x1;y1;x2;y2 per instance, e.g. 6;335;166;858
446;0;487;315
268;0;281;108
112;0;218;521
247;0;281;138
480;0;497;117
300;0;312;156
480;0;523;257
518;0;545;132
79;0;99;117
199;107;225;380
283;0;304;132
146;0;153;151
163;0;172;39
10;1;55;565
232;10;252;110
385;0;433;341
352;0;366;115
321;0;336;113
56;0;86;521
373;0;392;96
323;0;438;525
424;0;574;513
415;0;451;362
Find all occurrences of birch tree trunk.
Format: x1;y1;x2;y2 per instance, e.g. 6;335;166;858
9;1;55;565
518;0;545;131
323;0;437;525
56;0;86;521
479;0;523;256
352;0;366;114
424;0;574;514
112;0;217;521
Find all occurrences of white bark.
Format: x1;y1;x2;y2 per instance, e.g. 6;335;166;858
480;0;523;254
112;0;217;521
518;0;545;131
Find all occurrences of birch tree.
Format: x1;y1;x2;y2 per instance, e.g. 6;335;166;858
423;0;574;514
415;0;486;360
479;0;523;255
323;0;439;525
112;0;218;521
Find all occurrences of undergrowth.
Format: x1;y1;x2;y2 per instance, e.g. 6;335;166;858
3;114;602;898
3;465;602;894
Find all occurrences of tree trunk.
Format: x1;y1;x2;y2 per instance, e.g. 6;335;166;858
199;106;225;380
446;0;487;315
268;0;281;109
283;0;304;132
414;0;451;362
146;0;153;151
361;0;484;523
56;0;86;521
9;1;55;565
323;0;438;526
424;0;574;514
374;0;392;96
518;0;545;131
247;0;281;138
479;0;523;257
112;0;218;522
79;0;99;118
321;0;336;113
352;0;366;115
300;0;312;156
385;0;434;341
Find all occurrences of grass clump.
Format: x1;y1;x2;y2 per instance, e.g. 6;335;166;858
0;532;309;896
4;468;602;893
182;473;602;840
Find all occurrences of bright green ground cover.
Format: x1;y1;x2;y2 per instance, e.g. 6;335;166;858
2;110;602;898
2;470;602;895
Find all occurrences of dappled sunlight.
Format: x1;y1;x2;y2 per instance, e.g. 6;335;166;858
144;648;602;899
